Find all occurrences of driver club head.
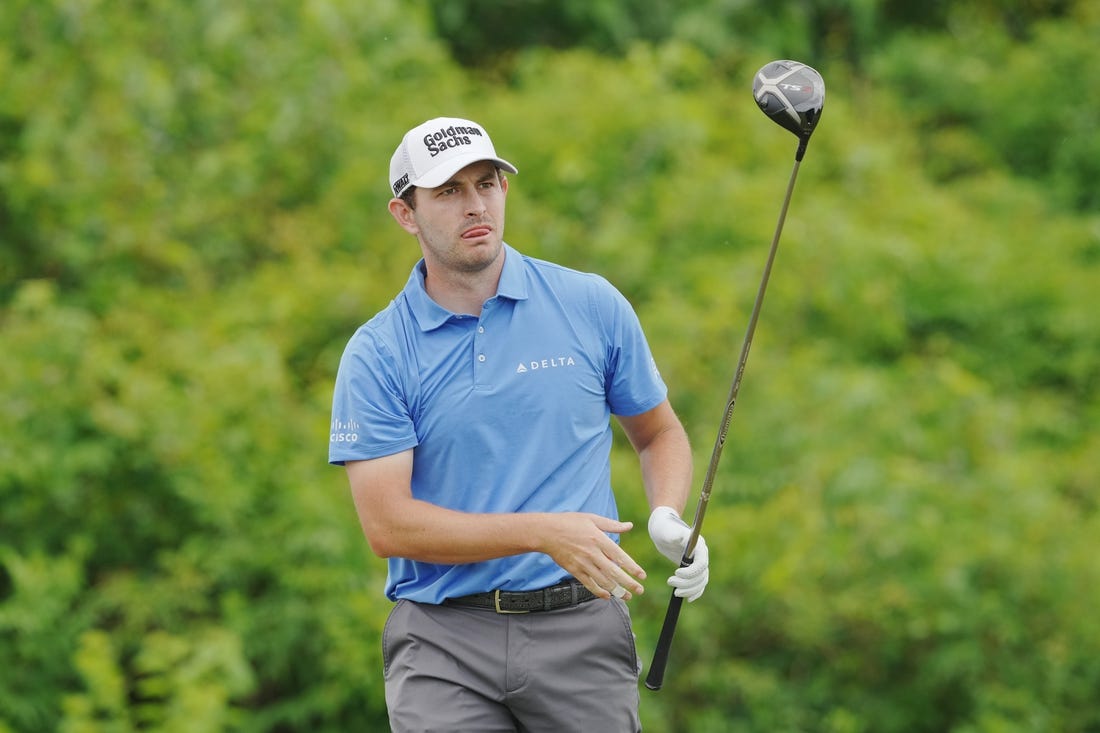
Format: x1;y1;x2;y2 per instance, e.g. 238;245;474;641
753;60;825;142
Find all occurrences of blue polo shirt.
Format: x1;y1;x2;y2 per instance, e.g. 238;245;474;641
329;244;667;603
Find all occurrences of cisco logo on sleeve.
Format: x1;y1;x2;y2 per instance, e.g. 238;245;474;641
330;419;360;444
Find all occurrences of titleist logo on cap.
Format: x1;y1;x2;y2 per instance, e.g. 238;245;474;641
421;124;485;157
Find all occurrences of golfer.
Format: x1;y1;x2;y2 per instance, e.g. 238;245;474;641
329;117;710;732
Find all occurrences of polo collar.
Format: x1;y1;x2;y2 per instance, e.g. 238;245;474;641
404;243;529;332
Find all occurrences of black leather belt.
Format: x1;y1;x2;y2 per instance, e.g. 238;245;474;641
443;579;597;614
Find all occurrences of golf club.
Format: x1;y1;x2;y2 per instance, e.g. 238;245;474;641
645;60;825;692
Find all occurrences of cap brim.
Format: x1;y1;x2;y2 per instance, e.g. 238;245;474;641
411;153;518;190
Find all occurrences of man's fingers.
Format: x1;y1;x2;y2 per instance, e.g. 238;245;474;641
578;573;612;600
613;551;646;582
666;536;709;602
577;550;646;601
593;516;634;535
608;565;645;599
550;514;648;601
603;540;646;595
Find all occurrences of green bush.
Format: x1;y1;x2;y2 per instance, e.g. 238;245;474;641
1;1;1097;731
872;14;1100;212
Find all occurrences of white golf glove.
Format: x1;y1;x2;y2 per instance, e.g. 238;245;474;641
647;506;710;602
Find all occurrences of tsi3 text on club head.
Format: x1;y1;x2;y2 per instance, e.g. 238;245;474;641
753;60;825;159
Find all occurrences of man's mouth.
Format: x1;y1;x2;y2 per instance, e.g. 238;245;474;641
461;226;492;240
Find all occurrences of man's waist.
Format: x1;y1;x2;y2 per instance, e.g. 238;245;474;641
441;578;597;614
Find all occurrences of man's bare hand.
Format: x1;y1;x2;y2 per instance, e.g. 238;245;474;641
537;513;647;600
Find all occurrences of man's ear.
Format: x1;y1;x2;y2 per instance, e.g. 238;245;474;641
388;197;419;235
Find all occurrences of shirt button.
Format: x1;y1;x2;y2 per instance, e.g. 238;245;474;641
478;354;486;362
478;326;485;333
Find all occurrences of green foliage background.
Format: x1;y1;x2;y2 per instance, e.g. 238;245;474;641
1;1;1097;731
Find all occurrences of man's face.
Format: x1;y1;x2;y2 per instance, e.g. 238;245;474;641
390;160;509;275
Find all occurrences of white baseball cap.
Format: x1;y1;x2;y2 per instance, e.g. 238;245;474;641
389;117;518;198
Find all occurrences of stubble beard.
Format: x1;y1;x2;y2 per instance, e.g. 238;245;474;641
423;223;504;276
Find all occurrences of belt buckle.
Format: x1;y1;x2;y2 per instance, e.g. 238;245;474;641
493;590;529;614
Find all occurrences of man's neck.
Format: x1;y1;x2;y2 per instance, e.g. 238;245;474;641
424;262;503;316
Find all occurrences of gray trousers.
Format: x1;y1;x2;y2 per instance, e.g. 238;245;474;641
383;597;642;732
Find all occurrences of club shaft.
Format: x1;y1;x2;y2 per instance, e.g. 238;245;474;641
645;157;802;692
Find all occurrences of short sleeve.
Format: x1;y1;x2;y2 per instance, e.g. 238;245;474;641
328;326;419;465
594;278;668;417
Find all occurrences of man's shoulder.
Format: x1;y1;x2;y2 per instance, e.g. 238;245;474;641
517;251;616;296
519;250;593;277
345;297;413;354
362;296;406;328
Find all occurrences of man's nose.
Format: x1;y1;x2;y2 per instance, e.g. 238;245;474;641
463;190;487;216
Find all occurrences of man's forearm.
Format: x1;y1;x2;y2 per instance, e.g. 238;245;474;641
638;424;694;513
359;497;545;562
